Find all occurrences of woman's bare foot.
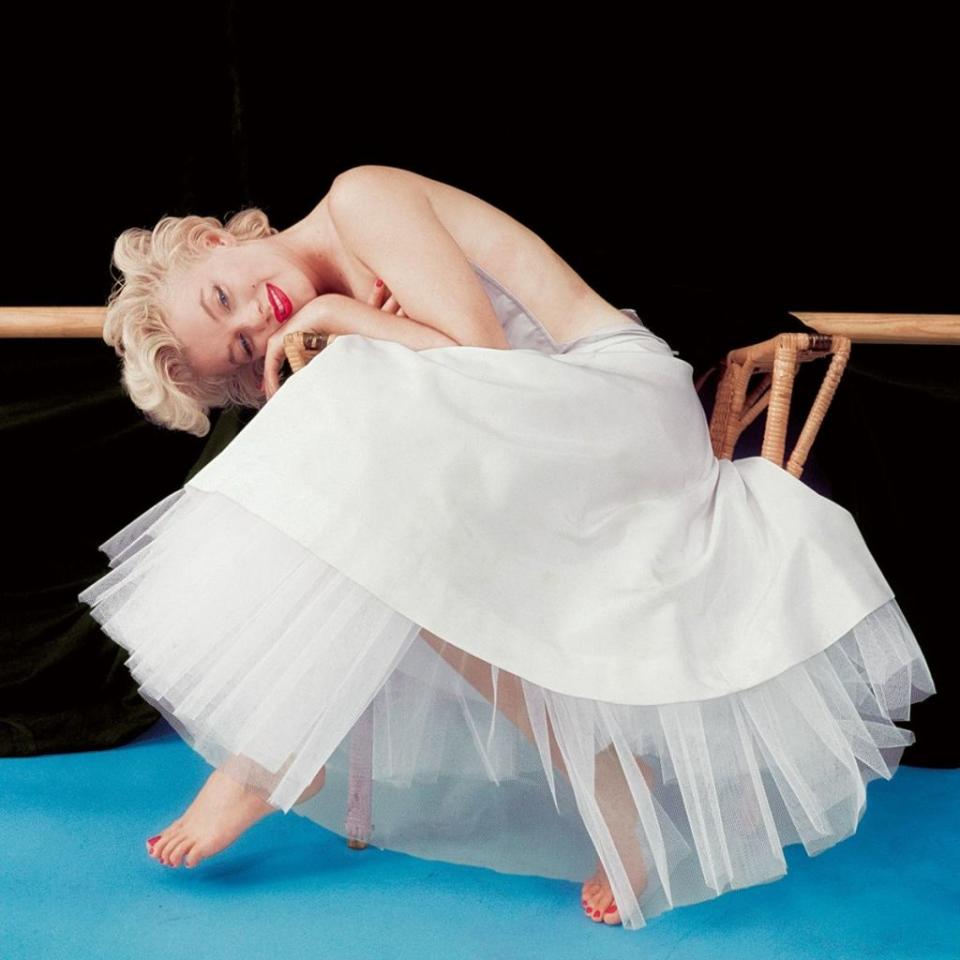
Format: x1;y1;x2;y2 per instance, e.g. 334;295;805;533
581;751;654;925
146;764;326;869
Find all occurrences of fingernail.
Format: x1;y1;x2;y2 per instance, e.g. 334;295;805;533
375;278;383;287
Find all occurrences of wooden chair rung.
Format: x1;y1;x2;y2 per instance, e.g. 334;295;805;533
705;331;852;479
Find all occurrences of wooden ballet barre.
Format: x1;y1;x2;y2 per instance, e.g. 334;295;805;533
1;307;959;344
0;307;106;337
787;311;960;345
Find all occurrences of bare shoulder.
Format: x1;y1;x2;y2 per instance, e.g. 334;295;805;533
334;163;424;183
326;165;511;348
332;163;442;193
330;165;441;209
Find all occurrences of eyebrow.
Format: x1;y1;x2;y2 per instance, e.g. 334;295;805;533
200;289;238;367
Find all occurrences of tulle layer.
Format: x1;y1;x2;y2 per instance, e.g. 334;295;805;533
78;485;935;931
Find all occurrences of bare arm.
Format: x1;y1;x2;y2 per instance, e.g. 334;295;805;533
316;293;463;350
328;166;511;349
261;292;467;399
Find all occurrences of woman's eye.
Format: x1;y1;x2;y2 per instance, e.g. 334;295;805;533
216;286;229;308
240;334;252;359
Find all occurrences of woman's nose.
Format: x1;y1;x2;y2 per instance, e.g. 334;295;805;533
230;296;265;327
231;298;271;356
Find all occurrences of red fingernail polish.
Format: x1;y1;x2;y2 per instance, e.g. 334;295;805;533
375;278;383;287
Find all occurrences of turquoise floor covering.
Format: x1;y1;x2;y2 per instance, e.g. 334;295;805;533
3;719;957;960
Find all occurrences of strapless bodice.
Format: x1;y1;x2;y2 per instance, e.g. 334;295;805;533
466;258;679;356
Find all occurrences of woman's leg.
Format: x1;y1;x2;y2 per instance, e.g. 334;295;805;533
417;627;572;780
418;627;655;788
417;627;653;924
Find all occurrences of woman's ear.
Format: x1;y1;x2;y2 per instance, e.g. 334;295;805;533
204;229;235;250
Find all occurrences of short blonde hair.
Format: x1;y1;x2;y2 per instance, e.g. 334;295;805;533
102;207;276;437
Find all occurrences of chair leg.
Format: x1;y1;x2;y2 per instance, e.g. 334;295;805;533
345;702;374;850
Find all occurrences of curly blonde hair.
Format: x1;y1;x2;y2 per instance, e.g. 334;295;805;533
102;208;276;437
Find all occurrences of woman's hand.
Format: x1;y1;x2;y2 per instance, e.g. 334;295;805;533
369;277;407;319
260;295;331;400
260;278;409;401
324;278;406;348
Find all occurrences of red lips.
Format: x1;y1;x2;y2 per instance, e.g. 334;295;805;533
267;283;291;323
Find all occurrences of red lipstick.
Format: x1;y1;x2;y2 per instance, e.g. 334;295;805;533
267;284;291;323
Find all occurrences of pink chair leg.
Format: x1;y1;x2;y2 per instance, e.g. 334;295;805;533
345;702;374;849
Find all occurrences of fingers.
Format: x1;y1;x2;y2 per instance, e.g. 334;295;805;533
367;278;391;309
369;276;406;318
259;295;337;400
382;294;407;318
260;337;287;401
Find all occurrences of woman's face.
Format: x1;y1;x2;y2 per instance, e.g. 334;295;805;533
162;232;319;379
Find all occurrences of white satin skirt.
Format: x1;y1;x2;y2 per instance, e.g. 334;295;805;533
78;329;936;931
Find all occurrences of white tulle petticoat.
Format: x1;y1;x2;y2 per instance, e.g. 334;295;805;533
78;334;936;931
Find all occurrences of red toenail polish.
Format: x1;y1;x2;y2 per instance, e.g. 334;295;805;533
147;835;160;845
605;903;617;913
593;910;600;918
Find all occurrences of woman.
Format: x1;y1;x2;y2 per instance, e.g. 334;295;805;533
80;164;936;932
101;163;651;434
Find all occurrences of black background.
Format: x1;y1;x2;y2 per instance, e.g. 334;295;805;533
1;6;955;765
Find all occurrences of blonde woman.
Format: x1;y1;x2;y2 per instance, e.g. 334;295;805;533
80;164;936;933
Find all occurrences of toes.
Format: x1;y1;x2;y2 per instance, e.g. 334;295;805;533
581;886;598;912
183;844;202;869
167;836;192;868
155;829;180;865
600;894;620;926
583;891;606;922
164;837;185;867
581;880;622;923
152;832;171;863
591;890;615;923
581;870;609;917
602;899;622;925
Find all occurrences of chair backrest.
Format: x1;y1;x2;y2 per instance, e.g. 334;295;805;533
701;332;851;480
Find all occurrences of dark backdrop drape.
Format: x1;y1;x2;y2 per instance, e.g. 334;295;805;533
2;6;955;766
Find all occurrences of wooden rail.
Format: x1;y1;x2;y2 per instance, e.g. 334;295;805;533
2;307;958;344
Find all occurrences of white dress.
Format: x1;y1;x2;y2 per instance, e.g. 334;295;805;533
78;259;936;931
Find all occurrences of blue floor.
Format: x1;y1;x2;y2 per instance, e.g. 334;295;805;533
4;719;958;960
